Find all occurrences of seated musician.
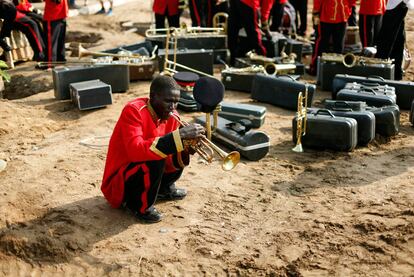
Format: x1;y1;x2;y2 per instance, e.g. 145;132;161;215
101;75;205;223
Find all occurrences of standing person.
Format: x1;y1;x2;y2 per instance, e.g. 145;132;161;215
153;0;180;29
308;0;355;75
228;0;275;66
289;0;308;36
359;0;387;48
269;0;287;32
376;0;413;80
96;0;113;15
101;75;206;223
0;0;17;52
189;0;229;27
14;0;45;61
43;0;68;64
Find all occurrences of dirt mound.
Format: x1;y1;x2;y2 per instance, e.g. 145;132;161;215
3;74;53;100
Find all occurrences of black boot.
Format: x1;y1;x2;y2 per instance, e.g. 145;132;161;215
0;38;11;52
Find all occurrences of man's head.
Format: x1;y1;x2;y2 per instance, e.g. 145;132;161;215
150;75;181;120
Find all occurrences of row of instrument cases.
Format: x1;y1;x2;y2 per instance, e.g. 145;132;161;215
293;100;400;152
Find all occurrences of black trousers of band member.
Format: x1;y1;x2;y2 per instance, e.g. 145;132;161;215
376;3;408;80
155;13;180;29
269;1;285;32
359;14;382;48
289;0;307;35
228;0;266;66
347;6;357;27
310;22;346;73
43;19;66;62
123;160;183;215
0;1;17;39
14;16;46;61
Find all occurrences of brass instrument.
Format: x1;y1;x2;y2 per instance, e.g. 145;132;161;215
169;112;240;171
78;44;142;59
222;63;295;76
212;12;228;34
145;25;225;38
280;51;297;64
292;86;308;153
246;50;276;63
321;52;393;68
162;28;215;77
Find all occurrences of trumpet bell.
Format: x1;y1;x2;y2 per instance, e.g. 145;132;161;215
292;143;303;153
222;151;240;171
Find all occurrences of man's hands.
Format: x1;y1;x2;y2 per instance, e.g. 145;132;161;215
261;20;272;41
179;123;205;140
312;12;320;26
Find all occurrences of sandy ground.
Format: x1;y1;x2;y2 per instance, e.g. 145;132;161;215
0;1;413;276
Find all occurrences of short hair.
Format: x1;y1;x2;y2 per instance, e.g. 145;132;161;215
150;75;180;98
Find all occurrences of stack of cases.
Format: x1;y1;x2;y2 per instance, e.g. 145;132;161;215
219;102;266;128
317;58;395;91
332;74;414;109
292;109;358;152
196;115;270;161
336;82;397;107
69;79;112;111
251;74;315;110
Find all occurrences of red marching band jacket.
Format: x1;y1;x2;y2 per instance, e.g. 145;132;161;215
241;0;275;22
43;0;68;21
153;0;179;16
359;0;387;15
313;0;356;23
101;98;189;208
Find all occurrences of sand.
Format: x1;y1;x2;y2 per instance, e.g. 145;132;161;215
0;1;413;276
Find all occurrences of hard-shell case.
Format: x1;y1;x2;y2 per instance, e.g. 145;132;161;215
366;105;400;137
219;102;266;128
70;79;112;111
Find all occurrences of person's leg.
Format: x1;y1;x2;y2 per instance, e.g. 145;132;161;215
269;1;284;31
0;2;17;51
331;22;346;54
189;0;200;26
390;19;405;80
298;0;308;35
347;6;357;26
167;13;180;28
155;13;166;29
14;16;45;61
240;1;266;56
96;0;106;13
309;22;332;74
157;169;186;199
106;0;113;15
56;20;66;61
228;0;241;65
372;14;383;46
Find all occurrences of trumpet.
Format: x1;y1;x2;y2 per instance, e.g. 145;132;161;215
169;113;240;171
212;12;228;34
78;44;143;59
321;52;393;68
292;86;308;153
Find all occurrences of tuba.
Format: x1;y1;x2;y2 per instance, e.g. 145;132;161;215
169;113;240;171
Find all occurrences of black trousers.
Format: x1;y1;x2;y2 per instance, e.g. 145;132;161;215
43;19;66;62
359;14;382;48
123;160;183;215
376;3;408;80
155;13;180;29
347;6;357;26
0;1;17;39
310;22;346;73
269;0;285;32
289;0;307;35
228;0;266;65
14;15;45;61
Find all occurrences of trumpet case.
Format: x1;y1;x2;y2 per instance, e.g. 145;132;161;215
53;65;129;100
314;106;376;146
366;105;400;137
336;82;396;107
332;74;414;110
219;102;266;128
292;109;358;152
69;79;112;111
317;58;395;91
251;74;315;110
196;115;270;161
221;70;257;93
410;100;414;126
158;48;214;76
324;99;367;111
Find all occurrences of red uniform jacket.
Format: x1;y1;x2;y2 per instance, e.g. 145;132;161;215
101;98;187;208
43;0;68;21
359;0;387;15
313;0;356;23
241;0;275;22
15;11;26;20
16;0;32;12
153;0;179;16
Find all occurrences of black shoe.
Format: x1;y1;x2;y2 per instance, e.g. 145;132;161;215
157;187;187;200
134;208;163;223
95;8;106;14
0;38;11;52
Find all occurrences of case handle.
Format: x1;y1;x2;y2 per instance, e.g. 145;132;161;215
326;100;354;111
315;109;335;118
367;75;385;81
277;74;296;82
